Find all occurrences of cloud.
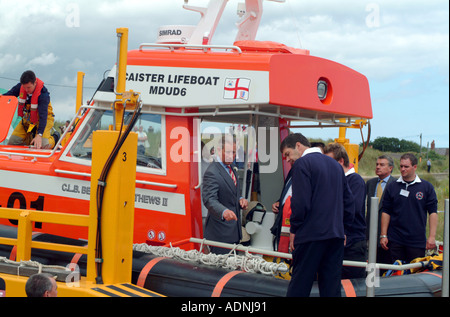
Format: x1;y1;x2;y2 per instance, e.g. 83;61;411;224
0;54;25;74
255;0;449;81
0;0;448;147
67;58;94;71
26;52;58;67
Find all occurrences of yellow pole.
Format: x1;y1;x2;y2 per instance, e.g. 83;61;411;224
16;211;32;262
114;28;129;131
86;130;137;284
115;28;128;95
76;71;85;114
335;119;360;172
336;119;349;144
85;27;139;285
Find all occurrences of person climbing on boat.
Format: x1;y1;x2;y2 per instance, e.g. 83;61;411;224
1;70;55;149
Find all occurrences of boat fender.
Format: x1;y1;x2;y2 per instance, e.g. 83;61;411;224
18;77;44;124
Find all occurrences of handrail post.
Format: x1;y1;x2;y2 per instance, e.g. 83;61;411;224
366;197;379;297
442;199;449;297
16;211;32;262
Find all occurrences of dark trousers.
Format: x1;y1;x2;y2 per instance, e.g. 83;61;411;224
389;241;425;264
376;246;392;275
342;239;367;279
287;238;344;297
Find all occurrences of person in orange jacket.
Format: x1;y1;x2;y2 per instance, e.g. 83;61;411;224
2;70;55;149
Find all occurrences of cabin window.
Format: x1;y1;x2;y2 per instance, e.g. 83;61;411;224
68;109;163;170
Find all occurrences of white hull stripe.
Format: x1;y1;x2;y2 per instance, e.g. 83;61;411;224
0;170;186;215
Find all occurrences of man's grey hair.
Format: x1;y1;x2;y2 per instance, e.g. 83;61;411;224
378;154;394;168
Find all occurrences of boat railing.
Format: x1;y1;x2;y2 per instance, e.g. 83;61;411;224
139;43;242;54
0;207;89;262
181;237;435;273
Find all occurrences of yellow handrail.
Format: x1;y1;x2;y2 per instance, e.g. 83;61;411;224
0;208;90;262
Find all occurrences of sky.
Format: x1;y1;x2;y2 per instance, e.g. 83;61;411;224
0;0;448;148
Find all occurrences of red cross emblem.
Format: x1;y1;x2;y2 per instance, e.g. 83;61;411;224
224;78;250;100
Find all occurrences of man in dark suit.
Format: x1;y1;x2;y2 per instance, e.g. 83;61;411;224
366;154;396;266
202;134;248;254
283;133;355;297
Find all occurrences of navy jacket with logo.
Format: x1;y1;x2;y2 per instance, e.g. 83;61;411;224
382;176;437;248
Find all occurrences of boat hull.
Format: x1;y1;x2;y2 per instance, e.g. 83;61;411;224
0;225;442;297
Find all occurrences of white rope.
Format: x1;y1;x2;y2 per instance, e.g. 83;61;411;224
0;256;68;277
133;242;288;275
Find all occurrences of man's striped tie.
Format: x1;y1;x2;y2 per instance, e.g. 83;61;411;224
227;165;237;186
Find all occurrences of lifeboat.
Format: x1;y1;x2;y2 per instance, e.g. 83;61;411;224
0;0;371;249
0;0;447;298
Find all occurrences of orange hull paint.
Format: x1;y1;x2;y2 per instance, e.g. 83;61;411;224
0;114;203;247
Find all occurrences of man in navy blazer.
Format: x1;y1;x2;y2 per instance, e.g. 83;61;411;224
283;133;355;297
202;134;248;254
365;155;397;266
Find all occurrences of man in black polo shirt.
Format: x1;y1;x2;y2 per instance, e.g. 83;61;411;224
380;153;438;264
